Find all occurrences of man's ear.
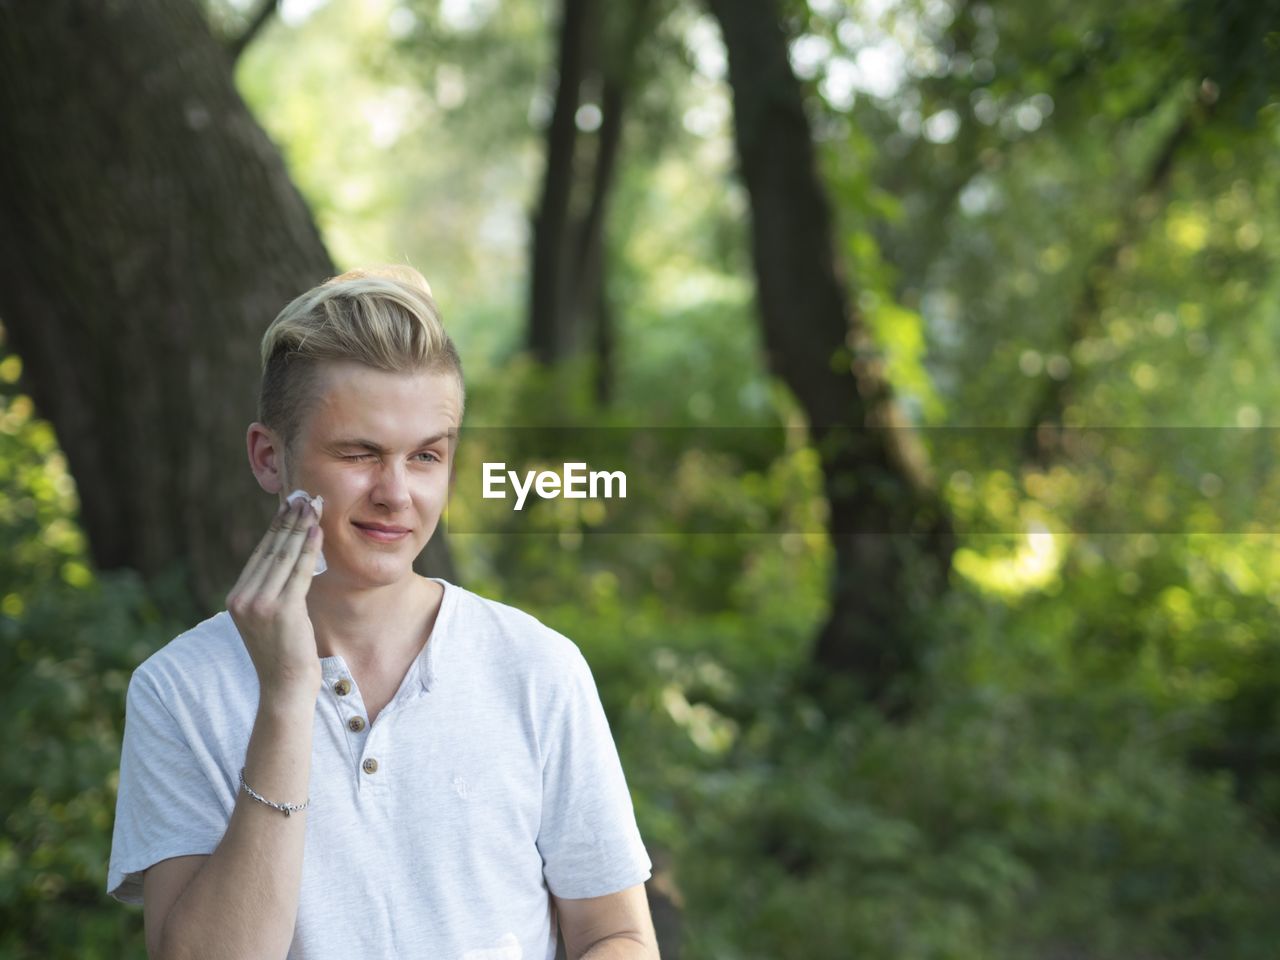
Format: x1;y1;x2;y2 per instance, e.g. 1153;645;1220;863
246;422;289;494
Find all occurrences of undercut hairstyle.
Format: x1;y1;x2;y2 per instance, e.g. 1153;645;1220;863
258;266;465;459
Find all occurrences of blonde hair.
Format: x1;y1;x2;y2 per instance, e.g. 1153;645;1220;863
258;265;464;456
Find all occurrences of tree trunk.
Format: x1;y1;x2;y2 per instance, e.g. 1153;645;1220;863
0;0;454;611
576;76;625;404
529;0;648;393
706;0;954;712
529;0;590;364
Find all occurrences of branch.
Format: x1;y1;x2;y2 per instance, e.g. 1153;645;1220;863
227;0;280;64
1022;94;1211;465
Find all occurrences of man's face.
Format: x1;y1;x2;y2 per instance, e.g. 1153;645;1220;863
283;360;462;590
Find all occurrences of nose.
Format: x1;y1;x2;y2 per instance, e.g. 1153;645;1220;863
369;459;412;513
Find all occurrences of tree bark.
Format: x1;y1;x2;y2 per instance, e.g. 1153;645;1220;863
707;0;954;712
0;0;454;611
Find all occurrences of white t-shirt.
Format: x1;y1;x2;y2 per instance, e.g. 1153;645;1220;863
106;578;652;960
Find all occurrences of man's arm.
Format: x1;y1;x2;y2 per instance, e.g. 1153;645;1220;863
144;693;316;960
554;884;660;960
141;497;323;960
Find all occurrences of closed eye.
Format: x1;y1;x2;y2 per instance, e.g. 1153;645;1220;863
340;451;442;463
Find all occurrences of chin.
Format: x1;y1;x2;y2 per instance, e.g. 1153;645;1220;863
330;556;414;587
363;559;413;582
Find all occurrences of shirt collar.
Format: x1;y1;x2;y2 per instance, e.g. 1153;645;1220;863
316;578;455;695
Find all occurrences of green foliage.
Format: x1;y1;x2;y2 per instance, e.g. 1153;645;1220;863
665;675;1280;959
0;353;87;606
0;331;190;957
0;570;189;959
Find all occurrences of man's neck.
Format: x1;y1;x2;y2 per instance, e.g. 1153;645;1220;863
305;574;442;667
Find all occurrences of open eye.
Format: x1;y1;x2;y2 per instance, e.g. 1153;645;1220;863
414;451;442;463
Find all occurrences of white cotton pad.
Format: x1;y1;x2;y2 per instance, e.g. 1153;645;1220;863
285;489;327;575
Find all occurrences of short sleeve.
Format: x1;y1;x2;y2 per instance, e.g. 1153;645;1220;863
536;645;652;899
106;667;230;904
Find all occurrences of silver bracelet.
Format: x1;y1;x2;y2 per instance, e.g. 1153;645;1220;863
239;768;310;817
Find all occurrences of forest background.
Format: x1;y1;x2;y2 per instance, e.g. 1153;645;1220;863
2;0;1280;957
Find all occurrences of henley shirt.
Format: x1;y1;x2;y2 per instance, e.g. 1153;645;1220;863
106;578;653;959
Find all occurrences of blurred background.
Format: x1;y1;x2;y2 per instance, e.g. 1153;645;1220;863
2;0;1280;956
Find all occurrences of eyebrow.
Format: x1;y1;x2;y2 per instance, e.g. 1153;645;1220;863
328;431;456;454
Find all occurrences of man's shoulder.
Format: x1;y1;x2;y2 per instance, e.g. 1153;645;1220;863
131;611;251;695
448;583;585;674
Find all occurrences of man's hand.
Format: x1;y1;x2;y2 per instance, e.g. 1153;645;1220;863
226;496;325;700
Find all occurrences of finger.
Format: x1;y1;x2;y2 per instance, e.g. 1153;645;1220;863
267;507;321;603
280;522;323;605
228;500;291;598
259;501;319;599
241;499;309;599
254;498;312;597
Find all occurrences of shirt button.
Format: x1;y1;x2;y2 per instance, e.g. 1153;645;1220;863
362;758;379;774
348;716;366;732
333;679;352;696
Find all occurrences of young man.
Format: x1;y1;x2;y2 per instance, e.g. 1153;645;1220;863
106;267;658;959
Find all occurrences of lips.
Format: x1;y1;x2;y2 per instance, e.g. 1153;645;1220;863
353;521;412;543
354;522;410;534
